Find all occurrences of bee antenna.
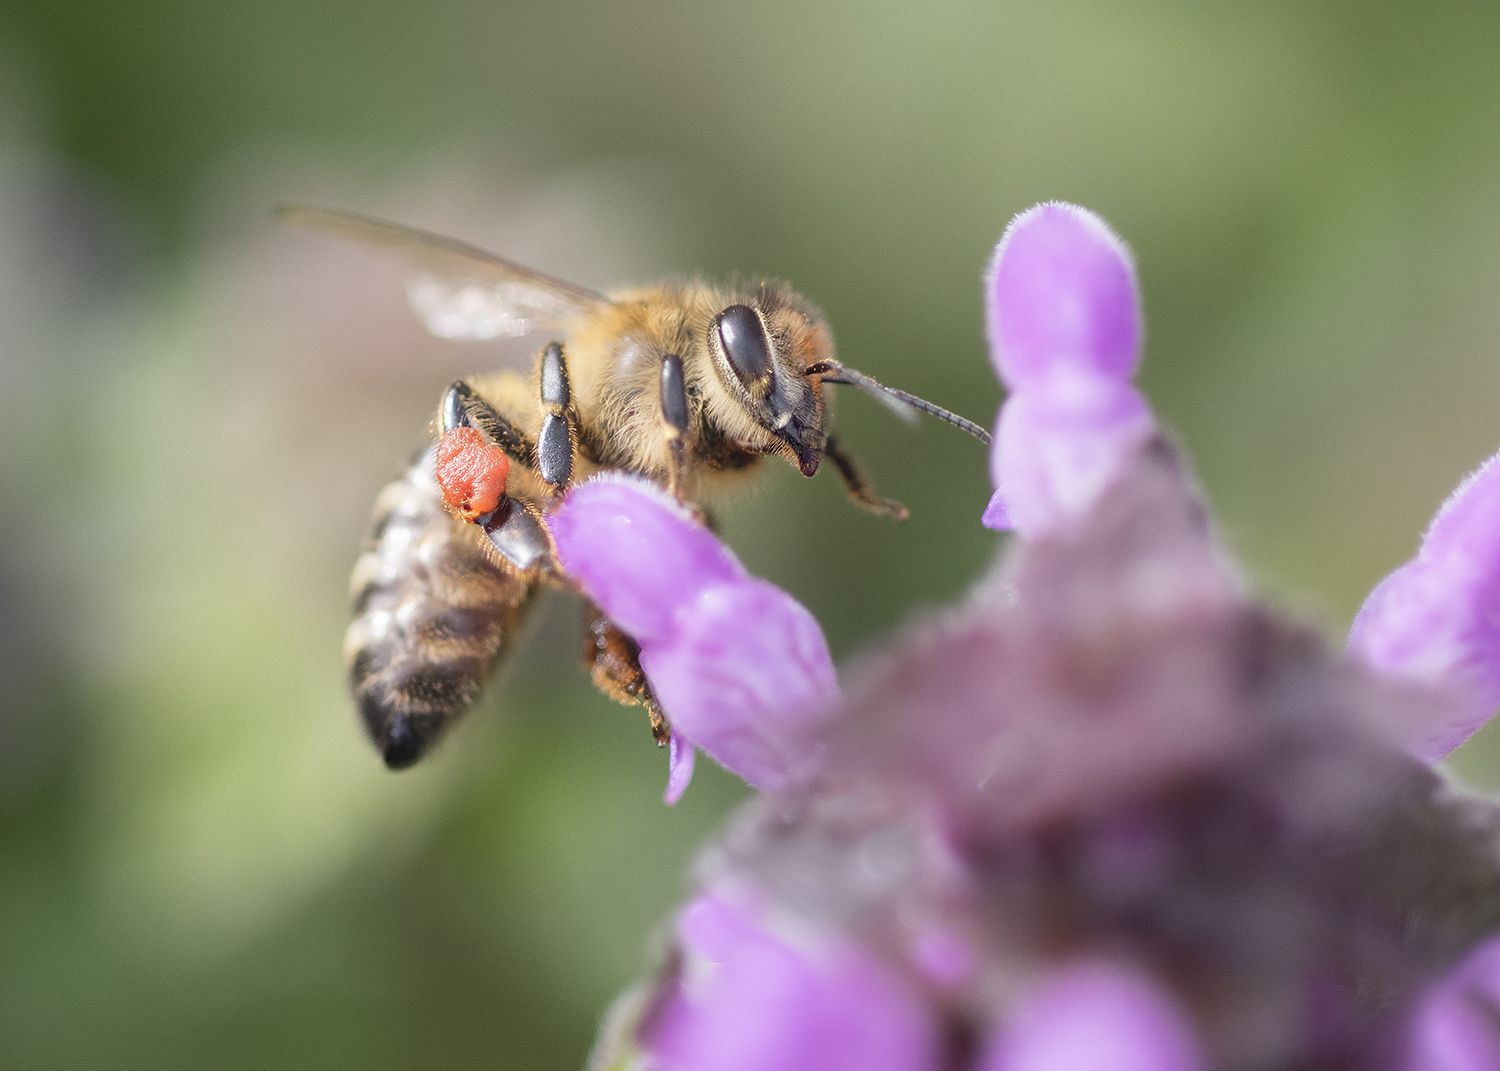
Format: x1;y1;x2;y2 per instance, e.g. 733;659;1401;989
809;362;993;445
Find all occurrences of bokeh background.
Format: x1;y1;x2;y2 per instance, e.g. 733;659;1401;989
4;1;1500;1067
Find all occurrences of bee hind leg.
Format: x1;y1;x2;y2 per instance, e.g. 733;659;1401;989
477;497;557;579
581;604;670;746
824;435;909;520
440;380;535;467
434;381;559;579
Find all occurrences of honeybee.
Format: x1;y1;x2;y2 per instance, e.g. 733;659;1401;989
285;207;990;769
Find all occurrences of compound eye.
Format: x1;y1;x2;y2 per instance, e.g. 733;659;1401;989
716;304;774;390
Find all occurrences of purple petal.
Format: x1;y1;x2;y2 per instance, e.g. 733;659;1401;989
642;580;838;793
991;377;1156;538
641;890;940;1071
986;202;1142;391
1404;931;1500;1071
550;475;838;799
981;962;1205;1071
981;204;1157;537
549;474;747;645
1349;449;1500;758
981;489;1014;532
912;926;978;989
664;732;697;806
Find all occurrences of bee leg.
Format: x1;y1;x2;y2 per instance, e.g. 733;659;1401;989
477;496;557;579
659;352;690;501
535;342;578;501
436;383;559;577
441;380;535;467
580;604;670;745
824;435;909;521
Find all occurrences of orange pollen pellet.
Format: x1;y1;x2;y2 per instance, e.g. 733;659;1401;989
434;426;510;522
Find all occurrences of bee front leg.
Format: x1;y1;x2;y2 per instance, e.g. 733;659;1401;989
824;435;909;521
580;604;670;746
659;352;689;501
535;342;578;502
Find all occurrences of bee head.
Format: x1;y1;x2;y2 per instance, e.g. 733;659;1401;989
709;300;828;476
707;287;990;479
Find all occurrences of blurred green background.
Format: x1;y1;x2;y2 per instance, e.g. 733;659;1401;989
3;0;1500;1067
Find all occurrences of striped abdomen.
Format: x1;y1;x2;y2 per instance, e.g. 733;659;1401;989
344;446;534;768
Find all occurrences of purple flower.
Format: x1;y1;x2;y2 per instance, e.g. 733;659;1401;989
549;474;838;801
633;887;940;1071
980;962;1205;1071
982;202;1157;537
1406;929;1500;1070
1350;449;1500;759
986;203;1142;387
588;202;1500;1070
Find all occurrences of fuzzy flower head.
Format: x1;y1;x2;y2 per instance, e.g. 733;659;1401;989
590;203;1500;1071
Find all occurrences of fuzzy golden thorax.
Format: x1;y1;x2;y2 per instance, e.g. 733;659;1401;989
559;279;836;494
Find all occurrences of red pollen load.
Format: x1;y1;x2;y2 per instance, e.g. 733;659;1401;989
434;426;510;522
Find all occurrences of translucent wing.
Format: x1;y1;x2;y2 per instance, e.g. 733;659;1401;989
278;205;607;341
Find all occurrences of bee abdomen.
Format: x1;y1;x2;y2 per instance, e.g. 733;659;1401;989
345;447;533;769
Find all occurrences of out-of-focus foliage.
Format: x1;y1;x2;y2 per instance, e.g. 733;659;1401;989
1;1;1498;1067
